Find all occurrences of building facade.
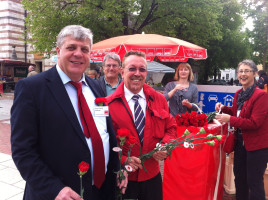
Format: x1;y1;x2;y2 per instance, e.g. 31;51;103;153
0;0;33;61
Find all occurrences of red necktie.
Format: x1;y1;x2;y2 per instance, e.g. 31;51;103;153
70;81;105;189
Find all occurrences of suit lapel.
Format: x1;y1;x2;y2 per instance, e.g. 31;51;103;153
85;76;101;98
45;67;88;146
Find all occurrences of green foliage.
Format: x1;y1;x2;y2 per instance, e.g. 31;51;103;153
242;0;268;70
198;0;253;83
22;0;224;53
22;0;257;78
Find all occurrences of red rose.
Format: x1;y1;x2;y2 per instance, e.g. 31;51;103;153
78;161;89;173
95;97;107;104
128;135;136;145
117;128;130;138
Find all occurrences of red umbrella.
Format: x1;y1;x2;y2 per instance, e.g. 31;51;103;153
90;34;207;62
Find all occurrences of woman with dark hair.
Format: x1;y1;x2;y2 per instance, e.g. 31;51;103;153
163;63;198;117
215;59;268;200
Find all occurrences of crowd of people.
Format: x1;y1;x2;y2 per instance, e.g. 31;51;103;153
10;24;268;200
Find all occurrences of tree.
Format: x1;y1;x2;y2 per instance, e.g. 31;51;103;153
242;0;268;71
22;0;223;53
198;0;252;83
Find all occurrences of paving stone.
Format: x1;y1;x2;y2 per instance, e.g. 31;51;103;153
0;181;23;200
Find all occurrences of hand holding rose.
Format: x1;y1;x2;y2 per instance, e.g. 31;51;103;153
126;156;143;172
152;150;168;161
215;113;230;123
116;170;128;194
215;102;224;112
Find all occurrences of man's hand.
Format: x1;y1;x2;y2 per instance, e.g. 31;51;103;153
55;187;82;200
117;170;128;194
152;150;167;161
125;156;143;172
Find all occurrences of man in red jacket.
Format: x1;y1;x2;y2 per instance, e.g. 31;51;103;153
107;51;177;200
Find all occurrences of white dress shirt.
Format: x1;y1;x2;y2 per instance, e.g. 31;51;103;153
124;85;147;118
56;65;110;184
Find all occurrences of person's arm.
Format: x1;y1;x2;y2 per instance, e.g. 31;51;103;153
164;83;185;101
182;84;198;111
161;99;178;143
216;92;268;130
229;92;268;130
11;80;66;199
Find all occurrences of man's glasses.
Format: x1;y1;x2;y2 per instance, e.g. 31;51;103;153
238;70;253;74
105;64;119;68
126;67;147;73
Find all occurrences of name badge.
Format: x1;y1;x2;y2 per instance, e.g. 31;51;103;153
95;106;109;117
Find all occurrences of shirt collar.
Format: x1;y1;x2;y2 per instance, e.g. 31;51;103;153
124;84;145;103
56;64;88;86
104;76;121;87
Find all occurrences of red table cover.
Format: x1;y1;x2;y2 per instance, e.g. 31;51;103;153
163;123;228;200
0;83;3;94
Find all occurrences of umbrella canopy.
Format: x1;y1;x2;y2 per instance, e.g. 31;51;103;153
90;34;207;62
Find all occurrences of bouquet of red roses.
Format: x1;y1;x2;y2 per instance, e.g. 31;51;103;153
175;111;208;127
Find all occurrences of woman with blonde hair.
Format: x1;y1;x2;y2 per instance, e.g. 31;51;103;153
164;63;198;116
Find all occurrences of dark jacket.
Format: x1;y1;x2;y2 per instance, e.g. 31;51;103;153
257;74;268;90
11;67;119;200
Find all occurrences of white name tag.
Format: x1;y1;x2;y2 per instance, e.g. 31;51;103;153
94;106;109;117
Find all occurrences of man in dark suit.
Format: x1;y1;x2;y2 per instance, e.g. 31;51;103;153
11;25;125;200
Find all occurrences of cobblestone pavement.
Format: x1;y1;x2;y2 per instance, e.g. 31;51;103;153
0;92;236;199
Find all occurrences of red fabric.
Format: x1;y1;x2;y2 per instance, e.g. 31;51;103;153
70;81;105;189
90;34;207;62
163;123;227;200
107;82;177;181
223;130;235;154
222;87;268;151
0;83;3;94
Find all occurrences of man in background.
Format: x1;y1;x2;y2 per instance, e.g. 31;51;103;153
27;65;38;77
87;69;98;79
97;53;122;96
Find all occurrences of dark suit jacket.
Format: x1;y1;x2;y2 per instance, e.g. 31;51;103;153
97;75;122;97
11;67;119;200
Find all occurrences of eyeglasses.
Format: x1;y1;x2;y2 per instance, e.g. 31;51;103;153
238;70;253;74
126;67;147;73
105;64;119;68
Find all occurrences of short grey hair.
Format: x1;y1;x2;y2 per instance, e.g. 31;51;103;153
56;25;93;48
237;59;258;73
102;53;121;66
122;51;147;68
